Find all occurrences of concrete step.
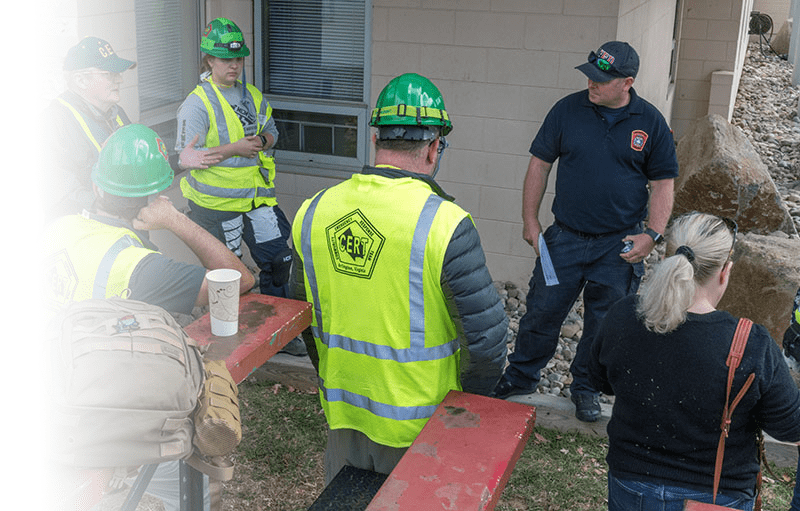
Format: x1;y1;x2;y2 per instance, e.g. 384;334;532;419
252;355;799;469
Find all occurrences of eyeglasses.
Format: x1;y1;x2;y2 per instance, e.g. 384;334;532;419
437;136;449;155
719;216;738;258
80;70;121;81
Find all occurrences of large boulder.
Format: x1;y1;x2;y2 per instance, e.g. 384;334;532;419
718;233;800;344
674;114;797;236
771;19;792;56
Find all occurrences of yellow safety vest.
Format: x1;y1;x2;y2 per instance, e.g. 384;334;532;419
45;215;156;310
292;171;471;448
180;79;277;212
56;97;125;153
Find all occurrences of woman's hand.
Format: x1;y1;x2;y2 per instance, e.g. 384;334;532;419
179;134;224;170
234;136;265;159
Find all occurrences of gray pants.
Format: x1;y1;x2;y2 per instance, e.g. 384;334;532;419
324;428;407;485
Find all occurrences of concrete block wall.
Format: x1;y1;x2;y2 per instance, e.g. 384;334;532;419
753;0;792;27
671;0;754;137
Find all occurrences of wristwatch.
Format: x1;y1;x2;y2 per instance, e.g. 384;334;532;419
644;227;664;244
258;134;268;147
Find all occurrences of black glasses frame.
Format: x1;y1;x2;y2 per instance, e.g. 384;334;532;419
719;216;738;258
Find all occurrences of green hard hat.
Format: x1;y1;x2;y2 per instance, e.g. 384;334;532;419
201;17;250;58
370;73;453;138
92;124;174;197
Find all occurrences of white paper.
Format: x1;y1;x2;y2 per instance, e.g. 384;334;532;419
538;233;559;286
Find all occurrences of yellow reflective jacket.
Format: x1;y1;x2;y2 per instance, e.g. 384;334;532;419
292;170;471;448
46;214;156;309
180;79;277;212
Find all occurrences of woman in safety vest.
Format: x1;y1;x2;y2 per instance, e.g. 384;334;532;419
174;18;296;307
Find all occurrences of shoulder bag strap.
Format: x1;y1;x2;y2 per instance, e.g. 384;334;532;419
712;318;755;504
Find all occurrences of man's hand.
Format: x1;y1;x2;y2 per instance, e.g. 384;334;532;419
132;196;180;231
179;134;224;170
523;219;543;256
619;233;655;263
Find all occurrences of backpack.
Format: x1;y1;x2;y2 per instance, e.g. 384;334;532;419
50;298;205;468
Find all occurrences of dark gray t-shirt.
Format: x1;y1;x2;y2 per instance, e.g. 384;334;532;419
128;253;206;316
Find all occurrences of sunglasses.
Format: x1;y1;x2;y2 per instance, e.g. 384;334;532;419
437;137;449;155
719;216;738;258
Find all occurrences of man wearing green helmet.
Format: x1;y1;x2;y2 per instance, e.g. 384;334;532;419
46;124;254;315
45;36;136;221
175;18;304;355
45;124;254;511
290;73;508;483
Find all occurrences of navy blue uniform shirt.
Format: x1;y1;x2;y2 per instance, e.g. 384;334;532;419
530;88;678;234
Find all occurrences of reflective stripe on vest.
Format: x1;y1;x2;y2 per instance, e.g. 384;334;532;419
180;80;276;211
56;98;124;153
299;189;460;424
320;382;438;421
93;235;144;299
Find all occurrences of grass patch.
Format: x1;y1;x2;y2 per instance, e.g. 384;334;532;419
226;379;798;510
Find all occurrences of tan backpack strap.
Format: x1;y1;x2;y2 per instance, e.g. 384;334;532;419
186;452;235;481
712;318;754;503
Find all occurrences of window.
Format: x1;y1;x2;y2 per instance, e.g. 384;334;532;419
669;0;683;86
257;0;371;170
134;0;201;149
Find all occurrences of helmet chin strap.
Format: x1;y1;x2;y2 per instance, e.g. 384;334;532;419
241;65;247;102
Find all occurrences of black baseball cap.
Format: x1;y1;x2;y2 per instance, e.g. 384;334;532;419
575;41;639;82
63;36;136;73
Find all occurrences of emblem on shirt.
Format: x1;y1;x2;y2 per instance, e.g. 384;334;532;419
46;249;78;308
326;209;385;279
631;130;648;151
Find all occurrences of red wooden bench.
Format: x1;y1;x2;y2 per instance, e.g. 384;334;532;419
310;390;536;510
366;390;536;511
54;294;312;511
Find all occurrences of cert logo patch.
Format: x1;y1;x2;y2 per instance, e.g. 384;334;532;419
631;130;648;151
46;249;78;308
326;209;385;279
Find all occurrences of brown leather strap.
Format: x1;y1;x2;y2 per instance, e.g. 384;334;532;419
712;318;754;504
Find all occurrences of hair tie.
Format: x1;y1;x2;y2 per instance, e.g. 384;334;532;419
675;245;695;262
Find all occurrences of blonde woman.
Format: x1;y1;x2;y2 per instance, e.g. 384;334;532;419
589;212;800;510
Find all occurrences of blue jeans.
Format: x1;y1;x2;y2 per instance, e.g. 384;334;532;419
791;446;800;511
504;222;644;393
608;473;754;511
188;202;292;297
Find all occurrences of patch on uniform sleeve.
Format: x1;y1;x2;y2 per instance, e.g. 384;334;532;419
631;130;648;151
326;209;385;279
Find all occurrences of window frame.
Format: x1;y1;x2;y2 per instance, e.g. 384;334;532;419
254;0;372;174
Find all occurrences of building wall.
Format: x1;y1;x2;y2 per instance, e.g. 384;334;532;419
50;0;713;291
46;0;140;122
364;0;677;289
671;0;754;136
753;0;792;26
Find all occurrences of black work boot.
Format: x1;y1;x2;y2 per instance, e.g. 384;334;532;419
571;392;601;422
